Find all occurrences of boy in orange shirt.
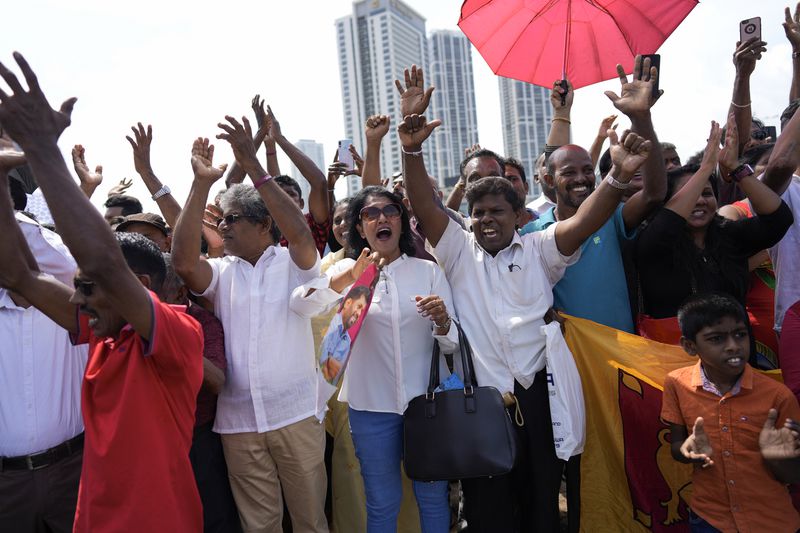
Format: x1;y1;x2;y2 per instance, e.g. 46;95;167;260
662;293;800;532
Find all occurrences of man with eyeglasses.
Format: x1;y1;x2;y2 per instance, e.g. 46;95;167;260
172;118;327;531
0;54;204;532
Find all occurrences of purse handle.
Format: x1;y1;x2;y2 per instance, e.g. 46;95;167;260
426;319;478;397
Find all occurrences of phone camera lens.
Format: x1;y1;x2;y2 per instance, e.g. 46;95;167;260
744;24;756;34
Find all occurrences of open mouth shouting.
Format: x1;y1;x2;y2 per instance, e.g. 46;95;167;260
376;226;393;241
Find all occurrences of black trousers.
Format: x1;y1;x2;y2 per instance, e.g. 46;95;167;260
190;423;242;533
461;370;581;533
0;442;82;533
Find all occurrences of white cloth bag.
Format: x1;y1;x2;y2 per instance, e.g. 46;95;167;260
541;322;586;459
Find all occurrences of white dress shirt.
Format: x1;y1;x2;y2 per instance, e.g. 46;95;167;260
198;245;321;433
527;193;556;215
291;255;459;414
431;218;579;394
0;214;87;457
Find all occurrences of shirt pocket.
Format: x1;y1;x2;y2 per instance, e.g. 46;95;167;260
262;261;290;302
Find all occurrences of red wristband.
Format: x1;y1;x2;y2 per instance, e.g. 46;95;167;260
266;151;277;156
253;174;274;189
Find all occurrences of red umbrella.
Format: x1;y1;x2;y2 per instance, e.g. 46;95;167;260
458;0;699;89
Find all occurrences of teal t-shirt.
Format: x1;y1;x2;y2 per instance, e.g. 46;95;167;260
520;205;636;332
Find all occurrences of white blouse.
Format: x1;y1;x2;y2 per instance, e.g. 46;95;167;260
291;254;458;414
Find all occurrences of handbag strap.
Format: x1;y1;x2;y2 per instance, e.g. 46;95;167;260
425;319;479;395
426;340;442;395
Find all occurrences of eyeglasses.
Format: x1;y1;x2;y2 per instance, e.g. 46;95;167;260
217;214;259;228
73;278;95;297
359;204;402;222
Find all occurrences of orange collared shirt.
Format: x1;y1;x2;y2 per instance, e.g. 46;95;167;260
661;361;800;533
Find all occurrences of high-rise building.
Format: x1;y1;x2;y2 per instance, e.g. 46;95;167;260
427;30;478;188
498;78;554;196
289;139;326;213
336;0;428;197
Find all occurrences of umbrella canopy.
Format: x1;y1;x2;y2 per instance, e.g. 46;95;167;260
459;0;699;89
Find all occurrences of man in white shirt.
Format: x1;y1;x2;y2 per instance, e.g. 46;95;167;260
526;152;557;215
0;175;87;531
173;120;326;532
401;113;652;532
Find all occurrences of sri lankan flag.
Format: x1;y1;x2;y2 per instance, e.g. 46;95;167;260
563;315;782;532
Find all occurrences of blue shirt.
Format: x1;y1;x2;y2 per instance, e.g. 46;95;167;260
521;205;636;332
319;314;352;364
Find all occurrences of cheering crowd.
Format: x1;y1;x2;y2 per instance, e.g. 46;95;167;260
4;5;800;533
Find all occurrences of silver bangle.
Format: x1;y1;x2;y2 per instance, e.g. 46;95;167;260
435;316;452;330
401;146;423;157
151;185;171;200
604;175;629;190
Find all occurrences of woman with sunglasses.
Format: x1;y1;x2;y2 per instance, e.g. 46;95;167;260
294;185;457;532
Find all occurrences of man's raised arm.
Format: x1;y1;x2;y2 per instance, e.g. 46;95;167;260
217;116;317;270
398;114;448;247
0;52;155;339
172;138;228;294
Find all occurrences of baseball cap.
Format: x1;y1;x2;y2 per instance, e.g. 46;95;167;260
114;212;169;236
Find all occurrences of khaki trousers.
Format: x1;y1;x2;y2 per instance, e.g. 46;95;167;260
221;417;328;533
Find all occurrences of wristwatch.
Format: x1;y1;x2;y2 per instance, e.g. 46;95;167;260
151;185;171;200
728;164;754;183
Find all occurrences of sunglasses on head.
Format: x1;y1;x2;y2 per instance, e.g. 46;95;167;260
359;204;402;222
217;214;259;228
73;278;95;297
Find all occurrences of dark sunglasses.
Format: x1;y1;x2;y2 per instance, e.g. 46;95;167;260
359;204;402;222
217;214;259;228
73;278;95;297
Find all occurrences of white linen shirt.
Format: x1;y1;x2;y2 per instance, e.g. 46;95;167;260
292;255;459;414
198;245;321;433
431;218;579;394
0;214;87;456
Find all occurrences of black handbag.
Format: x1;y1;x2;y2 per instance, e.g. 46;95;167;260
402;320;518;481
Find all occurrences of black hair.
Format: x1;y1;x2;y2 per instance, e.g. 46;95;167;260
115;232;166;294
598;148;612;178
740;142;775;168
274;175;303;200
327;198;352;253
503;157;526;183
104;194;143;216
8;178;27;211
459;149;505;180
666;164;719;201
345;186;415;260
218;184;281;243
677;292;748;341
781;99;800;130
465;176;524;214
344;285;371;303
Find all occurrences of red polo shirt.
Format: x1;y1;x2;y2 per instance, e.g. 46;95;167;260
72;292;204;533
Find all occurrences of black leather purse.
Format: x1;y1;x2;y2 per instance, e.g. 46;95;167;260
402;320;518;481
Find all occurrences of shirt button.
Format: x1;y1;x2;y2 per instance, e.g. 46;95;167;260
722;426;728;432
720;398;725;404
728;479;735;485
732;506;739;512
723;450;731;457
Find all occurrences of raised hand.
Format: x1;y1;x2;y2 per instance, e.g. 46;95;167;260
251;94;267;130
108;177;133;197
786;3;800;50
349;248;380;282
365;114;391;143
0;135;26;173
395;65;434;117
550;79;574;112
608;129;652;178
217;117;260;171
71;144;103;189
191;137;227;185
266;106;282;142
700;121;723;170
604;55;660;117
680;417;714;468
760;408;800;460
0;52;77;147
597;114;618;139
718;114;740;177
397;114;442;151
202;203;224;256
125;123;154;176
733;37;768;78
464;143;482;158
349;144;364;177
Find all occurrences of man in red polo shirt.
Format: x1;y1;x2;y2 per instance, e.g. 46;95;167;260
0;52;204;532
